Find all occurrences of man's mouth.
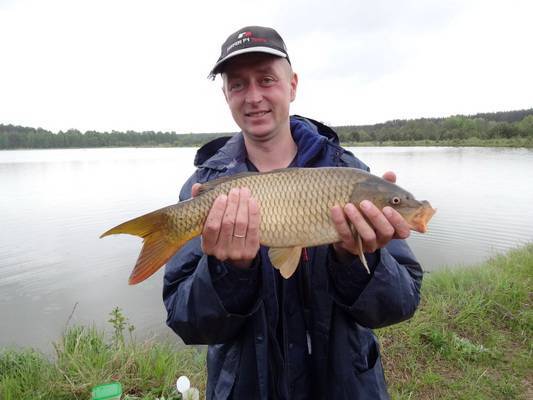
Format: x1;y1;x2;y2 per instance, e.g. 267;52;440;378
245;110;271;118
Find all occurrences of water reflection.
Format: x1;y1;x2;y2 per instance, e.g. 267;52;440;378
1;146;532;351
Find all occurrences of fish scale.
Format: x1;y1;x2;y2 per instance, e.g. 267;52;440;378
189;168;352;247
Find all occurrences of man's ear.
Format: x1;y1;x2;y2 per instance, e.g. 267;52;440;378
221;74;230;102
290;72;298;102
222;85;229;102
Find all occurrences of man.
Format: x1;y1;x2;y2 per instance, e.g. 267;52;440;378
164;26;423;399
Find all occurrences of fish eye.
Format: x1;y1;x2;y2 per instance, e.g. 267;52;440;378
390;196;401;205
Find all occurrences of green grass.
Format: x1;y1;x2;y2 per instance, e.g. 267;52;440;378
0;318;206;400
378;244;532;399
1;245;531;399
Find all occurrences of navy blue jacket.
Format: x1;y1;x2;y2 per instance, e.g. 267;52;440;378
163;116;423;399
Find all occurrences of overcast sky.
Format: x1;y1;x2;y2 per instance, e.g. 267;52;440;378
1;0;531;133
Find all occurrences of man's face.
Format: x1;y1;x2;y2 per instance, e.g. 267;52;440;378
221;53;298;142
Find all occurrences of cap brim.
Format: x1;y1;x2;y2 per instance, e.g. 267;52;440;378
208;47;287;79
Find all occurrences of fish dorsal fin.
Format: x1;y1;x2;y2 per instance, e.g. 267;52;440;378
197;171;261;195
268;247;302;279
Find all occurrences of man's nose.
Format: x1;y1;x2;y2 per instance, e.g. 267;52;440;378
245;82;263;104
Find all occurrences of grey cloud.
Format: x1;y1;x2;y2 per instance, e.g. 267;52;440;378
276;0;462;37
273;0;462;81
291;31;406;81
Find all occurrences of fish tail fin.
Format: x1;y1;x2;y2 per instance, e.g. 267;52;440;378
127;230;180;285
100;208;165;239
101;205;200;285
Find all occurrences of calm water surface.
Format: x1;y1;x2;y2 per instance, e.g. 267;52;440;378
1;146;532;351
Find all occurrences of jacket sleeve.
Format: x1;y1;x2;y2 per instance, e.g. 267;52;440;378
327;239;423;329
162;173;262;345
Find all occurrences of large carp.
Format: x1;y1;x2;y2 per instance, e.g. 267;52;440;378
101;167;436;284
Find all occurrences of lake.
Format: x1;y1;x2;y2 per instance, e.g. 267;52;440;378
1;146;532;351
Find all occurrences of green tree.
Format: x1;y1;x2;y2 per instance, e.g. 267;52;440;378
517;115;533;137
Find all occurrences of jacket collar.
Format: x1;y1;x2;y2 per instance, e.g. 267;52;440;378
194;115;340;171
194;132;247;172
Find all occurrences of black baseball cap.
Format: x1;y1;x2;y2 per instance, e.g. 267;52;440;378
208;26;290;79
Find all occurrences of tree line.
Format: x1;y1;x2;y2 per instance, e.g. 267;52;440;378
334;109;533;143
0;127;227;149
1;108;532;150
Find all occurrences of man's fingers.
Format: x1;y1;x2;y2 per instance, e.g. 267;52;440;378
345;202;378;252
202;194;227;252
244;197;261;258
216;188;240;259
228;188;249;259
383;206;411;239
233;187;250;240
191;183;202;198
331;205;357;250
331;197;411;257
359;200;395;248
201;187;262;265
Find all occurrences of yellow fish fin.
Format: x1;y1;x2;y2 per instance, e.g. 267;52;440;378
100;208;166;239
100;207;195;285
128;231;181;285
268;246;302;279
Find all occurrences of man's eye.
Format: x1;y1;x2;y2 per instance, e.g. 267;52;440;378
262;76;275;85
229;82;244;91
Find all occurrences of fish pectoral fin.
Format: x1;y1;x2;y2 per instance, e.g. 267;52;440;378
356;234;370;275
350;224;370;275
268;247;302;279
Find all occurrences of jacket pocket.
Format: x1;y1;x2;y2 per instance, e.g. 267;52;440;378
350;339;389;399
345;339;390;399
350;355;389;399
352;333;379;374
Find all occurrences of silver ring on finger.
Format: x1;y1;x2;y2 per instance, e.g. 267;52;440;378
233;233;246;238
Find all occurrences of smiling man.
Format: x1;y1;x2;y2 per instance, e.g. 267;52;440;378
163;26;423;399
221;52;299;172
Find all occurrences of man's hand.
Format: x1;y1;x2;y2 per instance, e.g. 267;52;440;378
330;171;411;262
192;184;260;268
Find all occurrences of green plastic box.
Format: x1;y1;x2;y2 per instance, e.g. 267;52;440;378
91;382;122;400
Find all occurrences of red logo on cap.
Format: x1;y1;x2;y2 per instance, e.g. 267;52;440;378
238;31;253;39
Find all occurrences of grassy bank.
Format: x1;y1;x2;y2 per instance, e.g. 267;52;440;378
379;244;532;399
1;245;531;399
0;311;207;400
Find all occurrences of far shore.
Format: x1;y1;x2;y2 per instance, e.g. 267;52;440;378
1;137;532;151
344;137;533;148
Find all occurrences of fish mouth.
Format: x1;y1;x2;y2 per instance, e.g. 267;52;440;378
409;201;437;233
